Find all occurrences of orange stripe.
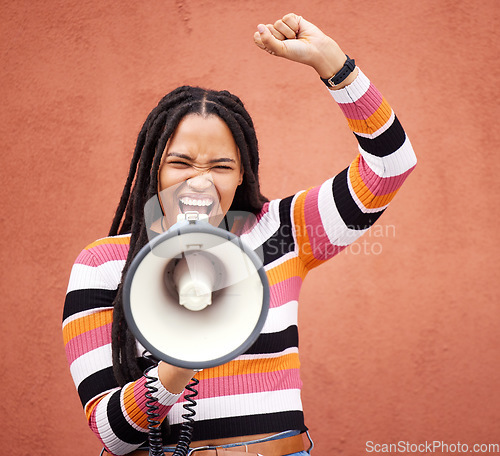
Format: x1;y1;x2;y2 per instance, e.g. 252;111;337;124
85;395;105;421
62;310;113;345
349;157;399;209
266;257;308;287
197;352;301;380
123;383;148;429
346;97;392;134
293;189;327;269
86;235;131;249
293;191;312;259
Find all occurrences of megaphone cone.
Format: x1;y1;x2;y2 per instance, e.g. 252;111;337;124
123;219;269;370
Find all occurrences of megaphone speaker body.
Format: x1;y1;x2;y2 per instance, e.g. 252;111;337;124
123;220;269;370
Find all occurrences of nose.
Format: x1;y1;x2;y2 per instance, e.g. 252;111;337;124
186;170;213;191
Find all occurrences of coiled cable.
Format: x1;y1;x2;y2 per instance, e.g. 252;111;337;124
172;376;199;456
142;355;200;456
144;363;166;456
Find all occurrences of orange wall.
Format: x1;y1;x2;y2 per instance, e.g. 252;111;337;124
1;1;499;454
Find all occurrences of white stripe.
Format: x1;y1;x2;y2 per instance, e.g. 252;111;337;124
263;250;299;271
317;178;366;247
289;191;303;253
241;199;282;250
143;365;184;406
258;192;303;270
168;389;303;424
66;260;125;292
237;346;298;361
359;136;417;178
261;300;298;333
328;68;370;104
94;393;138;456
70;344;112;387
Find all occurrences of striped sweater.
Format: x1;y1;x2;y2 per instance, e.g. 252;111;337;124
63;69;416;455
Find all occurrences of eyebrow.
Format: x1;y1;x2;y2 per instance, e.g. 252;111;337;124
167;152;236;164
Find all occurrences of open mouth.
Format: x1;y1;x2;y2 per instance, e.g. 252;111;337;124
178;196;215;216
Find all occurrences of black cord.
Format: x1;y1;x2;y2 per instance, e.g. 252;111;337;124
142;356;199;456
172;377;199;456
144;364;166;456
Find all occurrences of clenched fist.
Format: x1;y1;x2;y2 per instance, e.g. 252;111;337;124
254;13;358;89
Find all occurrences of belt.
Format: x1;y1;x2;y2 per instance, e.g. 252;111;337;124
187;433;305;455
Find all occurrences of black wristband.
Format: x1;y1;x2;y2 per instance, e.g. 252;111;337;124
320;55;356;88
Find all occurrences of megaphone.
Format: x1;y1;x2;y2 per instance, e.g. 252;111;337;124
122;216;270;370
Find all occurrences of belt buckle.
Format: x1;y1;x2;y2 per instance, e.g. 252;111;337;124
188;446;211;455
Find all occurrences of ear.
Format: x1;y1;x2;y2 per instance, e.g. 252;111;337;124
238;169;244;186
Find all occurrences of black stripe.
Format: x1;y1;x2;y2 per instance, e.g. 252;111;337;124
77;360;156;410
77;366;119;407
63;288;117;321
245;326;299;355
108;389;148;444
333;168;385;230
355;115;406;157
165;411;307;444
262;196;295;265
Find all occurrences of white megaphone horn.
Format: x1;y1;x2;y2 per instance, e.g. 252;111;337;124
122;215;270;370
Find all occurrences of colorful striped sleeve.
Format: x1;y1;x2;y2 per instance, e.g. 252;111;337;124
293;68;417;270
62;236;183;456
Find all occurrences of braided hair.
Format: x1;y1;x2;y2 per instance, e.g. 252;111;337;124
109;86;268;386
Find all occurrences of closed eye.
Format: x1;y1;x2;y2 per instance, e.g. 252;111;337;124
167;160;190;167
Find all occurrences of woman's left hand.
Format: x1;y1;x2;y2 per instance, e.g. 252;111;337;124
253;13;357;88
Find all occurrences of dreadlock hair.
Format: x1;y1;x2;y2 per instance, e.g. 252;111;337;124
109;86;268;387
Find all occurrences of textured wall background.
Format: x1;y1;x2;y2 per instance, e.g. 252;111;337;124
1;0;499;455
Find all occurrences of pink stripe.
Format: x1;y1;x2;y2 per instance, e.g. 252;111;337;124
358;157;415;195
75;242;129;266
65;323;112;364
197;369;302;399
337;82;383;120
303;187;345;261
75;249;95;266
256;202;270;222
89;406;112;452
132;379;152;418
89;412;99;438
130;378;170;421
269;276;302;308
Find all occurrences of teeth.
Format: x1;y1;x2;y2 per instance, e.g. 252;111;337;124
179;197;213;207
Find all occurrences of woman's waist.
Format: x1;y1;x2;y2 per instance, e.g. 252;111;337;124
127;431;307;455
128;432;276;455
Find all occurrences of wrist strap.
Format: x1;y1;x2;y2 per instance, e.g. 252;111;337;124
320;55;356;88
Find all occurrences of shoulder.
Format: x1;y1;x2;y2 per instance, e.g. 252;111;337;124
75;233;131;267
67;234;131;293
